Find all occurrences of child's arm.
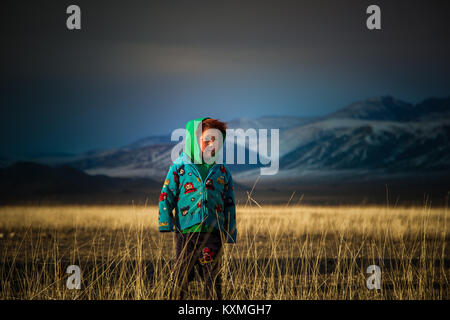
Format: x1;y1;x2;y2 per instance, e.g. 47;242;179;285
158;163;179;232
224;173;237;243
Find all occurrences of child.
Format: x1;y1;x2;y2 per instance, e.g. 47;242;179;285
158;117;237;300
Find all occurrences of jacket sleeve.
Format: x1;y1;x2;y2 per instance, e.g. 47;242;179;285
158;163;179;232
223;172;237;243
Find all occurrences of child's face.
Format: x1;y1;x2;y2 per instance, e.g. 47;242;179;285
199;128;221;158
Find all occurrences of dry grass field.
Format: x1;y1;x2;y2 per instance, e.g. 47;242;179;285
0;203;448;299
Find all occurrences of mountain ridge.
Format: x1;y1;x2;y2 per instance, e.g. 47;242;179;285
3;95;449;185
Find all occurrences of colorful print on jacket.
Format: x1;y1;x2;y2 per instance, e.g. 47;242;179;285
159;117;236;242
158;151;237;243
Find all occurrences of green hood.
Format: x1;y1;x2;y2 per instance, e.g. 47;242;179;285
185;117;226;164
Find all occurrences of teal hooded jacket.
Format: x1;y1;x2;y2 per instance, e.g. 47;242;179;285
158;117;237;243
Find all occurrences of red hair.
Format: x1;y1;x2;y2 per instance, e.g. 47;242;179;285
196;118;227;137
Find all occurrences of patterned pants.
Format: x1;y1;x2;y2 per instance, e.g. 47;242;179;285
173;230;223;300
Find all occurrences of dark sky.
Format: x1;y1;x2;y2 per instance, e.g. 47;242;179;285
1;0;450;156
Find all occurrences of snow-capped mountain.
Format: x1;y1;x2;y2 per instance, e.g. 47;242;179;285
241;96;450;183
45;95;450;184
62;115;310;180
279;118;450;171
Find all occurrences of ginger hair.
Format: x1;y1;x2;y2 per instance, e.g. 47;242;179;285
196;118;227;138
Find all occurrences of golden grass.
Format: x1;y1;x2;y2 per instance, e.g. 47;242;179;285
0;204;448;299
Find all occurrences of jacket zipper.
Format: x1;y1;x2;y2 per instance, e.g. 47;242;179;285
187;160;217;221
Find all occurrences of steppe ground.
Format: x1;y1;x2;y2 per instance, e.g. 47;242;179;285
0;203;448;299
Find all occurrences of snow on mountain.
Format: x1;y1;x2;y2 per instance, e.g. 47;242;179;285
68;143;176;179
279;118;450;172
63;116;309;179
56;96;450;183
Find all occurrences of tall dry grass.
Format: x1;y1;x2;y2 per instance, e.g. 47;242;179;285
0;202;448;299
